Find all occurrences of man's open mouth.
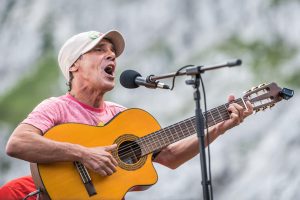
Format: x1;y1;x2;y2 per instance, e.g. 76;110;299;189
104;65;114;76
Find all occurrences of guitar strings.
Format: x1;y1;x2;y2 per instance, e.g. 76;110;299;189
118;96;269;162
117;117;219;159
117;123;197;160
116;99;244;156
116;99;246;159
116;103;238;160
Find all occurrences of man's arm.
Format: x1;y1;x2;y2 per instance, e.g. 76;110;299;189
153;95;253;169
6;123;118;176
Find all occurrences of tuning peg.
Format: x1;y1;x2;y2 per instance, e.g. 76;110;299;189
258;83;266;87
262;106;268;111
254;109;260;114
269;104;275;108
251;86;258;91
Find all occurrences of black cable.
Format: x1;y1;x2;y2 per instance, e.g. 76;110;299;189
169;65;195;90
200;75;214;200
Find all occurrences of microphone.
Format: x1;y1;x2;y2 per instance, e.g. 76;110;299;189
120;70;170;89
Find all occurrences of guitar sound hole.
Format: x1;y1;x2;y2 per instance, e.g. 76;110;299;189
118;141;141;165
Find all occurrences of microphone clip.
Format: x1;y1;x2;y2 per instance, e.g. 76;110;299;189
147;75;170;89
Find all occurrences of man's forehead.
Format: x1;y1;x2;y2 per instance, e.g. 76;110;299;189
96;38;114;47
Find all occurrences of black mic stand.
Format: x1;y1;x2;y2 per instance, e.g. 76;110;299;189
147;59;242;200
185;66;210;200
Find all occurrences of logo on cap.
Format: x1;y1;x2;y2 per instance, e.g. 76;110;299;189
88;31;102;40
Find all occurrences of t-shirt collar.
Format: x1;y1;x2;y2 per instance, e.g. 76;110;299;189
66;93;104;112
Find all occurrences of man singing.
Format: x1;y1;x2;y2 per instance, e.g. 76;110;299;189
0;30;253;199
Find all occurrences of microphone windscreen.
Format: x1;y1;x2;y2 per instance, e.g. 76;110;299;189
119;70;141;88
236;59;242;66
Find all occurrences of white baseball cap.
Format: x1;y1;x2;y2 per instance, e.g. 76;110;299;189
58;30;125;80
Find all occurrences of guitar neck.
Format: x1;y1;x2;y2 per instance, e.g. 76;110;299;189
138;97;247;156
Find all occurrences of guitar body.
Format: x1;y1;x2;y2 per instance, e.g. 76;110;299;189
31;108;161;200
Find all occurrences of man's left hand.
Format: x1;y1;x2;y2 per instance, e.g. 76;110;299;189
216;95;253;135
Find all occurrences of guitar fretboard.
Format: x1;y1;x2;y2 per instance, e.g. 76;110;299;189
137;97;247;156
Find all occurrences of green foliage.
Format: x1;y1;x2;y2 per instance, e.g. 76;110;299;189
0;53;61;126
269;0;298;7
286;68;300;87
216;35;299;87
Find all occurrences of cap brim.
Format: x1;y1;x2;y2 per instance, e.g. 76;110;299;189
102;30;125;57
81;30;125;58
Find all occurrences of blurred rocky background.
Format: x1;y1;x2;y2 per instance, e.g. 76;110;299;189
0;0;299;199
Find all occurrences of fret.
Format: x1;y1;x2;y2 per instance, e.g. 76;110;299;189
159;130;167;148
149;135;155;151
209;110;216;125
149;130;156;150
147;134;154;152
182;119;192;135
170;125;176;142
172;124;180;139
210;109;217;122
171;126;182;143
223;104;230;119
164;129;171;145
173;124;182;141
142;137;150;154
188;117;197;134
178;123;183;136
181;120;188;138
202;112;211;127
212;108;220;123
148;133;157;152
174;123;185;137
216;107;223;122
172;126;179;141
159;129;166;145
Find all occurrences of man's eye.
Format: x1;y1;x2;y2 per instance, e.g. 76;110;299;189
94;48;103;51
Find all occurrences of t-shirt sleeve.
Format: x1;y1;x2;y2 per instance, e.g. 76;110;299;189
106;101;127;115
21;99;60;134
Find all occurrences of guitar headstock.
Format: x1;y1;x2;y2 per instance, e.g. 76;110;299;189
243;82;294;113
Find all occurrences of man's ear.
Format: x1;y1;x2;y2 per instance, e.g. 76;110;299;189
70;55;82;72
69;63;79;72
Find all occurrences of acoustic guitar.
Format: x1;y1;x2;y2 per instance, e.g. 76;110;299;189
30;82;293;200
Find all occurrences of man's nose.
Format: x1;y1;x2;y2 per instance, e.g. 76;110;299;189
105;50;116;61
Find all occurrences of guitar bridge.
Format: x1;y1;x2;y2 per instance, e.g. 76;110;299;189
74;161;97;197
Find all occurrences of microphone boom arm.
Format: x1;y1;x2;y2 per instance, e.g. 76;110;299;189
148;59;242;82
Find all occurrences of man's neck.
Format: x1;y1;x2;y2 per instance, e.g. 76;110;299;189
69;88;105;109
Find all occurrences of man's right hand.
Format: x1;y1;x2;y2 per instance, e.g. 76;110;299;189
80;144;118;176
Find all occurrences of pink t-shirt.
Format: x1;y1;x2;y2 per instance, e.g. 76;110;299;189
22;93;126;134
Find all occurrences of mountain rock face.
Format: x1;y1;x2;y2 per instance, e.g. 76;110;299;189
0;0;299;199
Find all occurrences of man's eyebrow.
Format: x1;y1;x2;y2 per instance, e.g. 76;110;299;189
94;43;105;48
94;42;116;52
